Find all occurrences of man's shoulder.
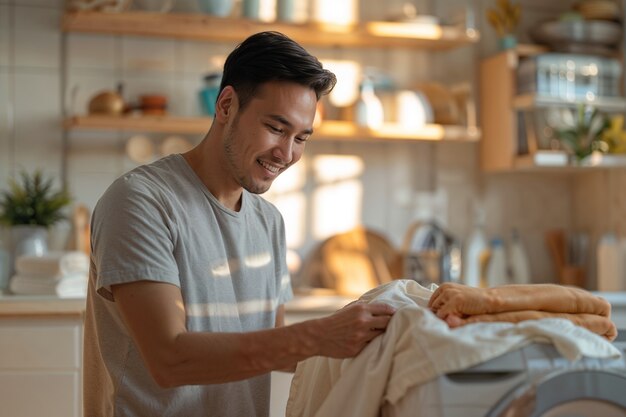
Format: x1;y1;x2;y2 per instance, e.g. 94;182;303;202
246;192;281;217
95;156;190;216
109;156;187;194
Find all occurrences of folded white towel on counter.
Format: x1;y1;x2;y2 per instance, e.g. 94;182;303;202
9;273;88;298
286;280;622;417
15;251;89;278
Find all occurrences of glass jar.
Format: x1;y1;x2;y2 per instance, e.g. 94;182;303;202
199;73;222;117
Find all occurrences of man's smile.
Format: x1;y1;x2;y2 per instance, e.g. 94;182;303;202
258;159;282;174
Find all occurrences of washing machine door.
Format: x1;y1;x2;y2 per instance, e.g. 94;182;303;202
487;370;626;417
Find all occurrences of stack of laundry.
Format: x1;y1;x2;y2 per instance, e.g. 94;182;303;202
9;251;89;298
287;280;621;417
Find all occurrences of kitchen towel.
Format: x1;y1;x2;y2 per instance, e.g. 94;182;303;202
286;279;622;417
15;251;89;278
9;272;88;298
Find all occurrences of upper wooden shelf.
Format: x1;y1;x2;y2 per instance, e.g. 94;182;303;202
513;93;626;113
62;11;480;50
514;43;549;57
64;115;481;143
508;153;626;173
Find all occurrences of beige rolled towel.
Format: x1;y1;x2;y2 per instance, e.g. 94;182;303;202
429;282;616;340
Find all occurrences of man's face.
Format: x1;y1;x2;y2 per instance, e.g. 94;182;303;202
222;81;317;194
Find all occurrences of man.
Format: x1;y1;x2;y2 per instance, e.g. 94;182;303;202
83;31;396;417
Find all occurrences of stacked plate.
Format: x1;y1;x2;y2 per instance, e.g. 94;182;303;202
575;0;622;21
530;18;622;56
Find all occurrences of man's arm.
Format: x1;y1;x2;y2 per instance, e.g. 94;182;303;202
112;280;395;388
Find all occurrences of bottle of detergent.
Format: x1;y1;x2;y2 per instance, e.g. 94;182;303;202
354;76;384;129
597;232;626;291
463;215;488;287
509;229;531;285
486;238;509;288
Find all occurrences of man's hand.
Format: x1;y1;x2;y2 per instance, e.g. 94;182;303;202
428;282;498;320
315;301;396;358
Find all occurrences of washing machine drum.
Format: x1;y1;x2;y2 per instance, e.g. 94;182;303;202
488;370;626;417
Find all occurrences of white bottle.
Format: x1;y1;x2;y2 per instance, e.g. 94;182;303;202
354;77;384;129
509;229;531;285
597;232;626;291
487;238;509;288
463;222;488;287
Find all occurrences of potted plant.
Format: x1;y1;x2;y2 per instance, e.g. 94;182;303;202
0;171;72;277
556;105;610;164
487;0;521;50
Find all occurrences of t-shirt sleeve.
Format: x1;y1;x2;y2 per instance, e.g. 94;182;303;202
91;175;180;301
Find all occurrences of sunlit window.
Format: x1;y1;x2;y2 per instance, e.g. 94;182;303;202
265;154;365;256
312;0;357;27
312;155;364;239
320;59;362;107
265;160;307;248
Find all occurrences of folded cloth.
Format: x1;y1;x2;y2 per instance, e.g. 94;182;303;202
9;273;88;298
15;251;89;277
448;309;618;340
11;269;85;283
286;280;622;417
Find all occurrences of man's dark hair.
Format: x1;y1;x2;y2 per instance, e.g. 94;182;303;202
220;31;336;110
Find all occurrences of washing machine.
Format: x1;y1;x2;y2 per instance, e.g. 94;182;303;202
382;332;626;417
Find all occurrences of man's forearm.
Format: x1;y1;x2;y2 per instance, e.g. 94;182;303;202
151;321;321;387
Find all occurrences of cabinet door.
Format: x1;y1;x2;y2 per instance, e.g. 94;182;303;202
0;317;83;417
0;320;81;369
0;371;80;417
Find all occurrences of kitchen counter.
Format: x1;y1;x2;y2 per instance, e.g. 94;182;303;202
0;293;350;320
284;294;354;324
0;295;86;319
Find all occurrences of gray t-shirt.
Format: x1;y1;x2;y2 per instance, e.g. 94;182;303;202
83;154;293;417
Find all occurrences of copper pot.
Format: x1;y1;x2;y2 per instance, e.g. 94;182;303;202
88;90;125;115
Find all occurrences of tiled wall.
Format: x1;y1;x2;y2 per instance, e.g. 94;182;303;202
2;0;619;288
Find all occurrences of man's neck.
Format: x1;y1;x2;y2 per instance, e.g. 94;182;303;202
183;135;243;212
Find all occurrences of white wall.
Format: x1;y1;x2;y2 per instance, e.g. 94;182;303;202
1;0;619;287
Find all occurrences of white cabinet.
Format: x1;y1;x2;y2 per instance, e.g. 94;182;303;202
0;299;85;417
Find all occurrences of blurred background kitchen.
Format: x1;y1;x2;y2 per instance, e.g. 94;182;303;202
2;1;626;416
1;0;626;297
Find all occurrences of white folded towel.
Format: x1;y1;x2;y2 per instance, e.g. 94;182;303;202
286;280;622;417
15;251;89;277
9;273;88;298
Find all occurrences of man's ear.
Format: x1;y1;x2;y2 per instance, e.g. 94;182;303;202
214;86;237;123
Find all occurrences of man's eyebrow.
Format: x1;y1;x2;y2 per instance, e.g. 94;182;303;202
268;114;314;135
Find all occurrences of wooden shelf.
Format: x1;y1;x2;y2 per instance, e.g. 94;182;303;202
484;153;626;174
64;115;212;134
515;43;549;57
64;115;481;142
62;11;479;50
513;93;626;113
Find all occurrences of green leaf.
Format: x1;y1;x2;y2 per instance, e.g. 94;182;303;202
0;170;72;227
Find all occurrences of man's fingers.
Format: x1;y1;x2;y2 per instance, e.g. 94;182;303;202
367;302;396;316
369;315;393;330
444;314;464;327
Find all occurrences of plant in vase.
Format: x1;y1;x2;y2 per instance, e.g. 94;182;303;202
556;105;610;164
599;115;626;155
0;171;72;279
487;0;521;50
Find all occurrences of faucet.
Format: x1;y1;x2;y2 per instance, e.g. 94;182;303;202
401;220;462;286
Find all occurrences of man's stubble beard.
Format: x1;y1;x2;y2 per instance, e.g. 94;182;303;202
223;117;271;195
